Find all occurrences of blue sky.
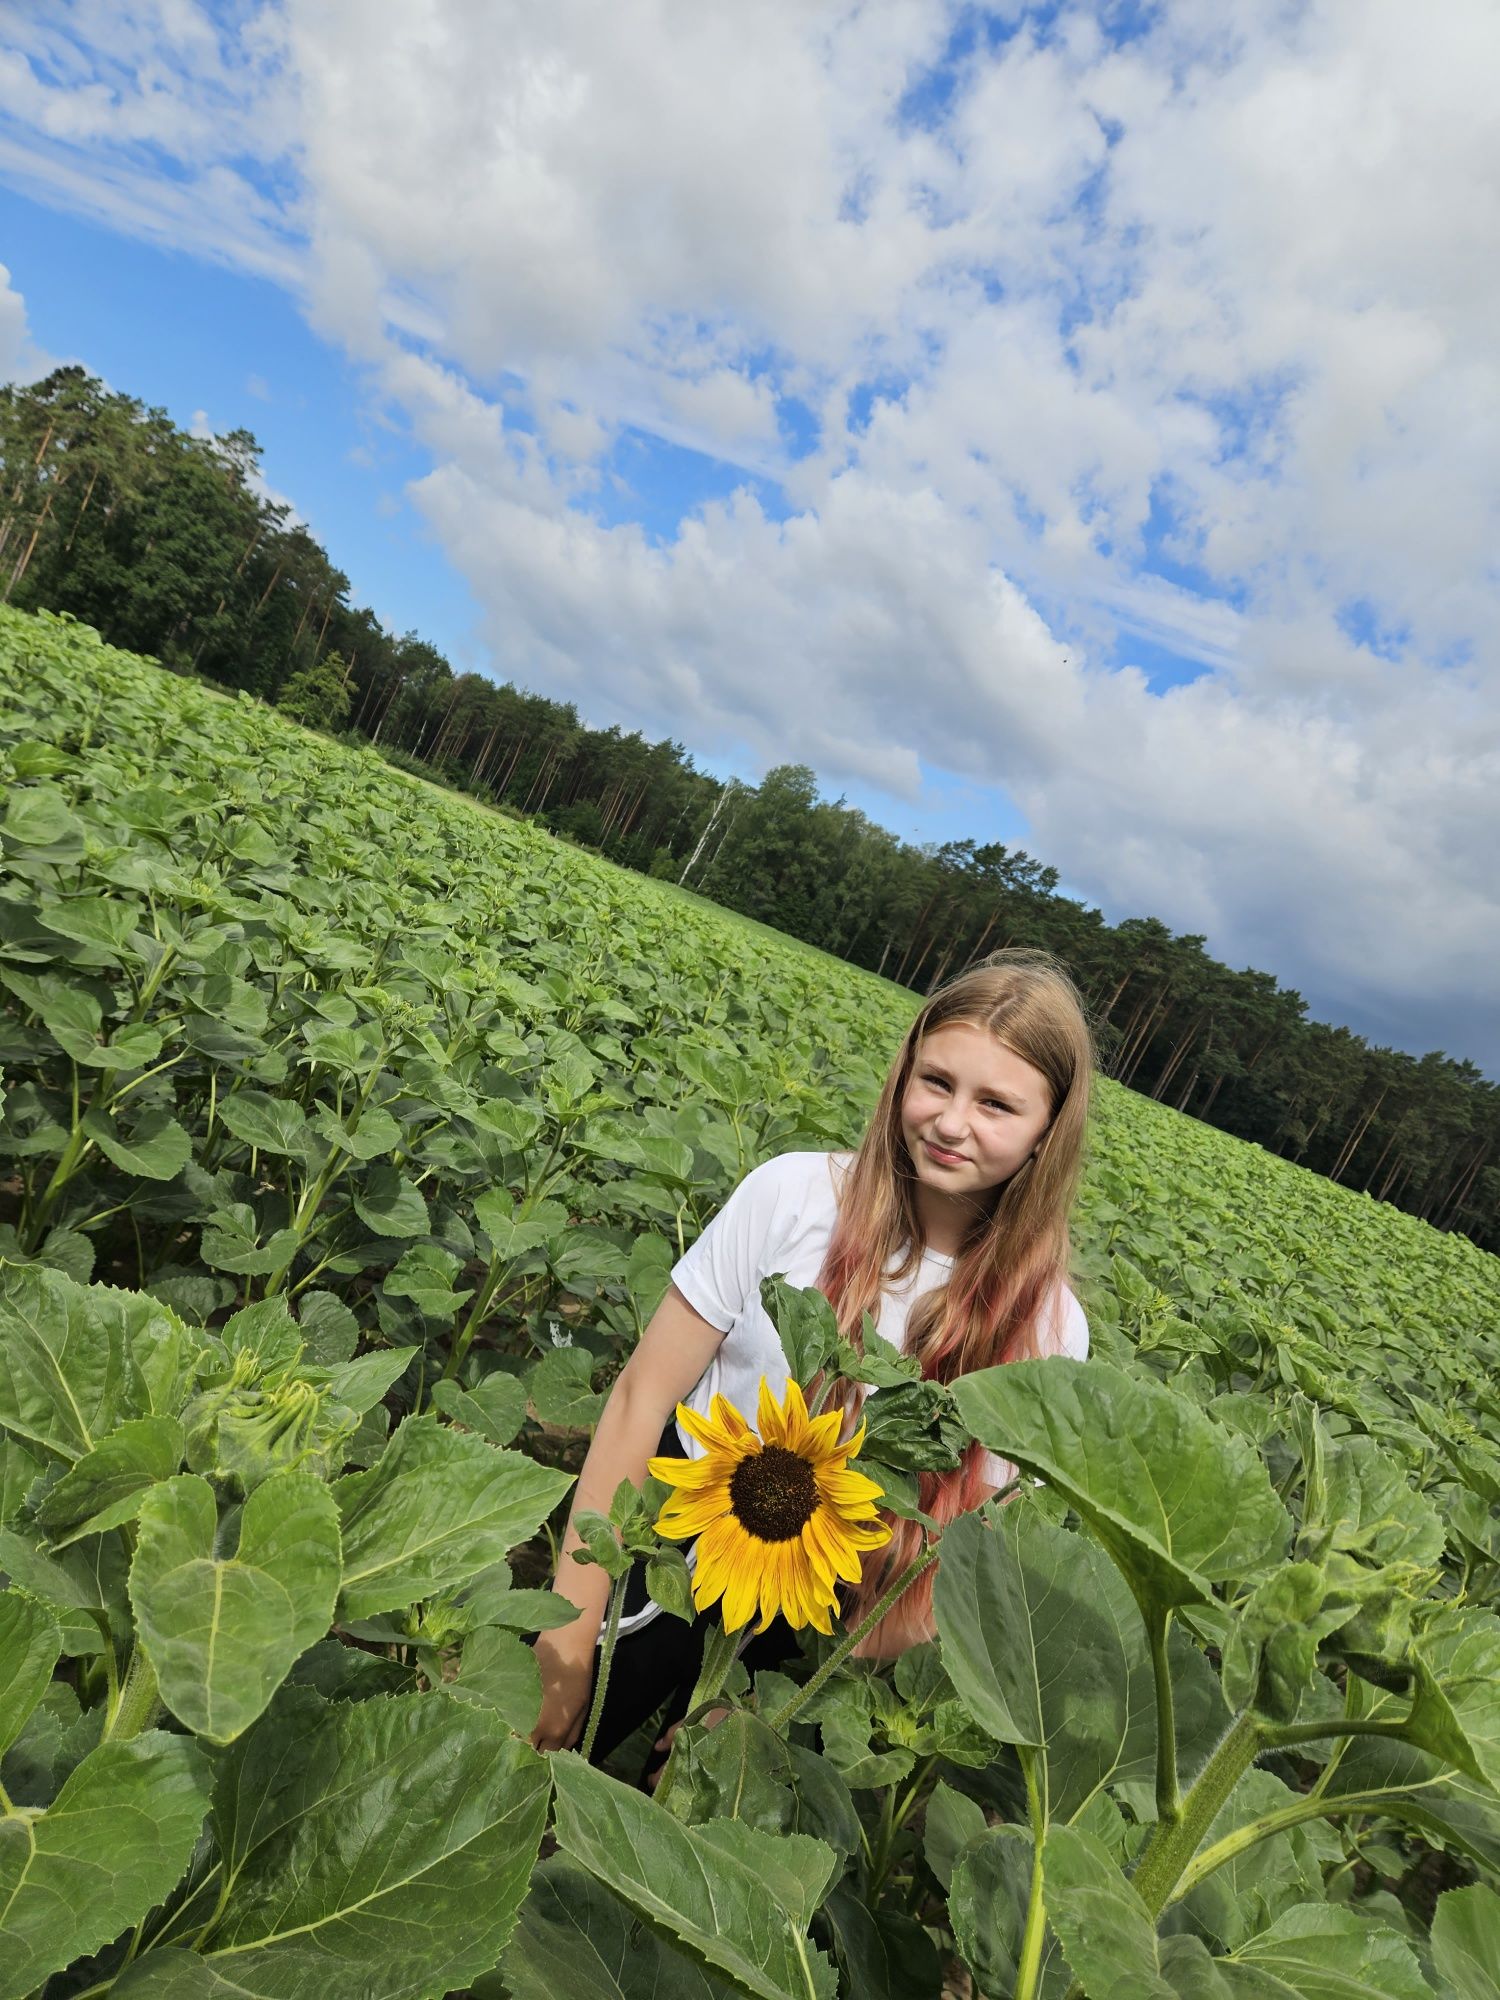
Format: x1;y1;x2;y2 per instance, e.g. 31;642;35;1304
0;2;1495;1070
1;178;1048;861
1;189;480;665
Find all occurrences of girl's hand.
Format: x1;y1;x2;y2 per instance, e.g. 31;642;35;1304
530;1627;597;1752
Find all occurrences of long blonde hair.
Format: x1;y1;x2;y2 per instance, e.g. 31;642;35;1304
819;949;1094;1645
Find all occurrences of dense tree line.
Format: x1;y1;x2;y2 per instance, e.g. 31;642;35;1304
3;366;1495;1250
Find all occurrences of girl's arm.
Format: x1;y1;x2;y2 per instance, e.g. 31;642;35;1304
529;1283;726;1752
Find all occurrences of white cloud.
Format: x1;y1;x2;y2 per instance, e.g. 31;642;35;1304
0;261;55;383
1;1;1498;1063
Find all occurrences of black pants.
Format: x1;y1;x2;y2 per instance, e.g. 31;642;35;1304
585;1560;801;1778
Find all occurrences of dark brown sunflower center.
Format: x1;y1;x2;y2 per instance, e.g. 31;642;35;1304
730;1445;819;1542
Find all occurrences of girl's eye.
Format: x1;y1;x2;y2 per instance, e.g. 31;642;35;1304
921;1073;949;1088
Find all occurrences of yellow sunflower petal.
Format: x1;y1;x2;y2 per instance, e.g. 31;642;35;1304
646;1452;722;1489
777;1377;812;1450
804;1584;840;1632
690;1515;741;1610
838;1417;868;1460
710;1392;753;1438
657;1487;734;1538
802;1406;845;1459
804;1505;860;1585
816;1465;886;1512
756;1375;787;1448
799;1519;836;1589
776;1540;799;1616
721;1543;760;1633
676;1401;754;1456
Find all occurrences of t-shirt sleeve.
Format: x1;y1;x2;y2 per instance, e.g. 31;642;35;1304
670;1155;791;1334
977;1283;1089;1486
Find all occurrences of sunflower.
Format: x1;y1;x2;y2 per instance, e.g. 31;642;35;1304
648;1377;892;1636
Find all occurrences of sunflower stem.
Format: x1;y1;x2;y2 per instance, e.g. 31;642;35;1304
579;1570;627;1762
765;1545;940;1736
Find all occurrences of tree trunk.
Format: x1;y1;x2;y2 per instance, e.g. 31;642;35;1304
1330;1087;1387;1182
1173;1064;1201;1114
253;559;286;616
1199;1071;1227;1119
1361;1122;1402;1193
1151;1012;1206;1100
62;465;101;553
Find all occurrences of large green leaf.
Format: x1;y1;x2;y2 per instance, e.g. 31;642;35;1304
820;1882;943;2000
0;1263;177;1462
352;1161;430;1238
549;1754;839;2000
199;1206;302;1277
504;1859;729;2000
760;1277;841;1385
1220;1905;1432;1999
0;1589;61;1755
36;1414;185;1545
215;1089;312;1159
430;1370;528;1446
333;1414;572;1621
82;1103;195;1180
0;1732;212;2000
2;783;83;849
950;1359;1291;1608
1403;1606;1500;1790
1042;1821;1226;2000
935;1502;1227;1823
0;1522;130;1646
37;893;140;956
947;1824;1034;2000
1320;1734;1500;1874
187;1687;549;1996
131;1472;341;1742
933;1505;1043;1746
1430;1884;1500;2000
449;1626;543;1735
664;1709;796;1835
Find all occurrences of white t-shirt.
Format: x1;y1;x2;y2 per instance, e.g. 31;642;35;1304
617;1150;1088;1636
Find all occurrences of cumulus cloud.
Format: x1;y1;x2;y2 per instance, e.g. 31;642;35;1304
0;0;1497;1063
0;261;55;383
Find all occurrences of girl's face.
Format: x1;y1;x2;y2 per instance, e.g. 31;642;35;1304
900;1021;1054;1203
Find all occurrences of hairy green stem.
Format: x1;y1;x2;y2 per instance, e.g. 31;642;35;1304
1171;1776;1451;1901
1130;1709;1262;1917
579;1571;627;1763
1146;1602;1180;1826
1259;1714;1414;1751
104;1646;161;1743
766;1546;940;1735
1015;1747;1049;2000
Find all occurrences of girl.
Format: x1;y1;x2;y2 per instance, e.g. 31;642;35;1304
530;948;1094;1773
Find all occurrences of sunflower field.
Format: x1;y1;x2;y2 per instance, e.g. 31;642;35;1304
1;603;1499;2000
